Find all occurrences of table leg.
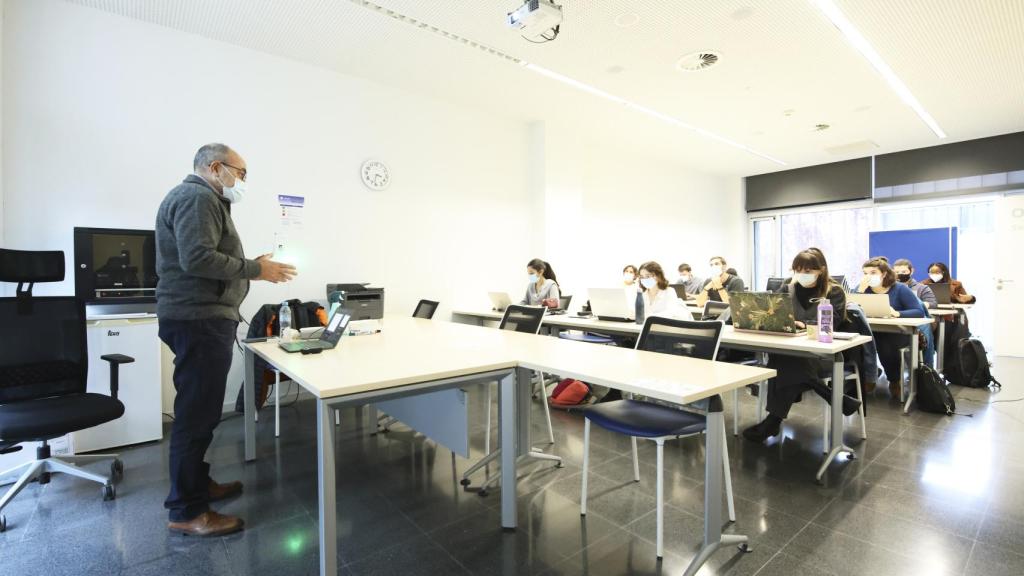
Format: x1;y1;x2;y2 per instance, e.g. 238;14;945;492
937;319;946;372
500;370;518;530
903;329;920;414
816;353;856;482
683;396;748;576
317;400;338;576
244;347;256;462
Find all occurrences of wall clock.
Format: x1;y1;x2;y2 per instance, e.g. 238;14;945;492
360;159;391;191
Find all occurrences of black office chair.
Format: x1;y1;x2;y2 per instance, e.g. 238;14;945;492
463;305;561;495
412;299;439;319
701;300;731;321
557;295;572;311
0;249;134;533
579;317;735;558
766;277;786;292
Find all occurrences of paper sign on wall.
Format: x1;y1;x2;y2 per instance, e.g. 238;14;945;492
277;195;305;229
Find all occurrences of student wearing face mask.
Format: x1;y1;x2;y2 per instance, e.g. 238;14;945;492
892;259;937;308
744;251;858;443
922;262;976;304
697;256;745;305
676;263;703;297
638;261;693;320
623;265;638;287
857;257;926;397
520;258;561;306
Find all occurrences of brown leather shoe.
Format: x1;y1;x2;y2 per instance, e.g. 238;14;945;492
168;511;244;536
209;479;243;502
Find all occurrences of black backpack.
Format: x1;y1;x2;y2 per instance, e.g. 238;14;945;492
957;338;1002;389
916;364;956;415
941;312;971;385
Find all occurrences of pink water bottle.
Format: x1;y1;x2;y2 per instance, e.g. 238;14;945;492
817;299;833;343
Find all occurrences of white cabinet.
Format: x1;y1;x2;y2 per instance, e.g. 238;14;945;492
72;316;163;453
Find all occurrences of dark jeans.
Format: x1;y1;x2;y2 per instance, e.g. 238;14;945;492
765;355;835;419
158;318;238;522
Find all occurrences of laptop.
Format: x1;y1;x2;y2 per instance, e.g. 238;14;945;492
588;288;635;322
488;292;513;312
279;307;352;353
728;292;806;336
929;283;954;307
669;284;694;300
848;293;895;318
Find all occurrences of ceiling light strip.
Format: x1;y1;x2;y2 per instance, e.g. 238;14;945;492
813;0;946;139
351;0;786;165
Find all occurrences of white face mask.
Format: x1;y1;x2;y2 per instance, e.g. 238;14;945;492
216;167;247;204
929;273;944;283
794;272;818;288
710;264;723;277
678;274;690;283
867;274;883;288
623;273;635;283
528;273;539;284
640;277;657;289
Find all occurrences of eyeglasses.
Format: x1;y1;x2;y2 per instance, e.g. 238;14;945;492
215;162;247;181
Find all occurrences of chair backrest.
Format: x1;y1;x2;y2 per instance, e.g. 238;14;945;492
701;300;730;321
0;250;88;404
558;295;572;311
498;305;545;335
412;299;439;319
765;277;786;292
636;317;724;361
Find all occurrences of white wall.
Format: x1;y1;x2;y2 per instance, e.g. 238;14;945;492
2;0;746;410
535;119;747;307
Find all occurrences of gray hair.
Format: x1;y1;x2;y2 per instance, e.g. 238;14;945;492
193;143;232;171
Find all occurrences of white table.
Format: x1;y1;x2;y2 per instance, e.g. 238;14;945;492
243;317;774;576
453;309;871;481
863;316;934;414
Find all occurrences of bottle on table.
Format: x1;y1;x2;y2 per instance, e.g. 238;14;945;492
817;299;833;344
279;301;293;341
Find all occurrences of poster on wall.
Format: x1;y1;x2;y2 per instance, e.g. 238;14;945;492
273;195;306;266
277;195;305;229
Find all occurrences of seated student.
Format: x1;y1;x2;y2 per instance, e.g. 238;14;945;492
697;256;745;305
743;250;860;443
922;262;976;304
638;261;693;320
623;265;638;287
857;257;926;397
675;263;703;297
892;259;937;307
520;258;560;306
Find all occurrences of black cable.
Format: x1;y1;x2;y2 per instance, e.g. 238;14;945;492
162;412;175;421
960;396;1024;404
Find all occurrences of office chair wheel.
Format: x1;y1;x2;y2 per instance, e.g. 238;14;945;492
0;515;6;532
111;459;124;481
38;472;51;485
102;484;116;501
738;543;752;553
459;478;471;487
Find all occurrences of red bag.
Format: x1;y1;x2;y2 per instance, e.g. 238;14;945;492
550;379;590;408
541;297;560;309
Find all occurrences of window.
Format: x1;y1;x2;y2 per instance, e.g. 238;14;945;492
751;218;777;292
778;207;873;281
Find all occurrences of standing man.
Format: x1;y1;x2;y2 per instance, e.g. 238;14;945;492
156;143;296;536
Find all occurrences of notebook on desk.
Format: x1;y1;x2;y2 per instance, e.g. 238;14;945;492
728;292;806;336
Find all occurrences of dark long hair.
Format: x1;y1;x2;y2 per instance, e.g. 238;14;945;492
527;258;558;286
638;261;670;290
792;250;834;298
927;262;951;283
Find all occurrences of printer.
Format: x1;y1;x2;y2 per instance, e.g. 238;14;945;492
326;283;383;335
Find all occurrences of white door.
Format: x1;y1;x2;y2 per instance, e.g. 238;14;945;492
994;194;1024;357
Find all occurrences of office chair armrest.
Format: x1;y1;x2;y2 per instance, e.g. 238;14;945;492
101;354;135;400
0;441;23;455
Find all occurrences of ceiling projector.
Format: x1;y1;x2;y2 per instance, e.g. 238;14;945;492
507;0;562;39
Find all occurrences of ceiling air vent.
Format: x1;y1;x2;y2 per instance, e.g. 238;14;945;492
675;51;721;72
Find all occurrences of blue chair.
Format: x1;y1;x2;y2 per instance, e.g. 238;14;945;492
580;317;736;558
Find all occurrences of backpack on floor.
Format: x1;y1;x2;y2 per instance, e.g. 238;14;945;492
916;364;956;416
941;312;971;385
957;338;1002;389
549;378;591;409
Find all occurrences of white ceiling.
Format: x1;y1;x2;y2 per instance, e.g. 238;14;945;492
64;0;1024;176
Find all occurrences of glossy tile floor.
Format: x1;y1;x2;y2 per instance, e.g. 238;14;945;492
1;357;1023;575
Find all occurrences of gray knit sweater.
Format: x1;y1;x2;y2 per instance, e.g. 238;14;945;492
155;175;261;320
